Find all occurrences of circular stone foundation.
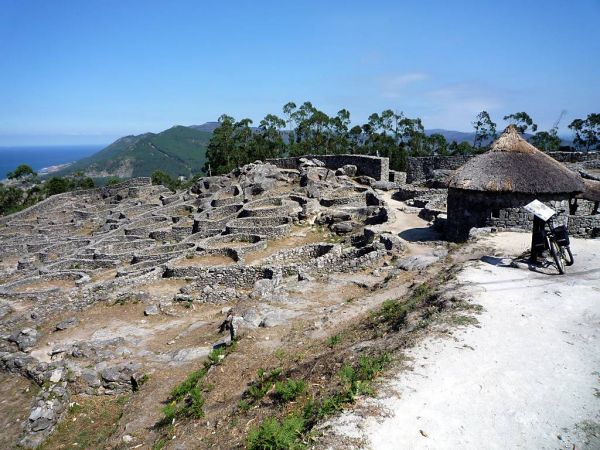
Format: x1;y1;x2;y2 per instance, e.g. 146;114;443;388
0;271;89;294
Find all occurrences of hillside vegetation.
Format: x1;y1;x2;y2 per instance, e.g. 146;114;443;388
55;126;211;180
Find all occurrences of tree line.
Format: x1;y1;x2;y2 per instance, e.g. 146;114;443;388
204;102;600;175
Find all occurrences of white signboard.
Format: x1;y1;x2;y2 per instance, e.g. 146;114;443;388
524;199;556;222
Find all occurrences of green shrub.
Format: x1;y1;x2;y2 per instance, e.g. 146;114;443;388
238;399;251;412
8;164;36;179
246;368;282;403
303;352;393;427
371;283;434;331
274;379;306;403
160;343;237;424
326;335;341;347
247;414;306;450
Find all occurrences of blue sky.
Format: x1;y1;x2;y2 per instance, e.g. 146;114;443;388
0;0;598;145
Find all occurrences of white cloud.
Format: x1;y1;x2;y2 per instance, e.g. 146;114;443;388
379;72;428;99
423;82;505;130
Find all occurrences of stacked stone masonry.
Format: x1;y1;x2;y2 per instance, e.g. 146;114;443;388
0;158;409;446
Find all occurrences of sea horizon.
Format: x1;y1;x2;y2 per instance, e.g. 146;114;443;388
0;144;105;179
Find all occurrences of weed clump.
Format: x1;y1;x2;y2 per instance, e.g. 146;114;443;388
274;379;307;403
247;352;392;449
247;414;306;450
160;344;236;424
245;368;282;404
326;334;341;347
370;283;436;331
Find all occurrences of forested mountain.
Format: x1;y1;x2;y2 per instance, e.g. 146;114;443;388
54;126;211;179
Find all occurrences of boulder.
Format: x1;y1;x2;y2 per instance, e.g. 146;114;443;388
241;309;262;327
335;164;357;177
8;328;39;352
356;175;376;186
371;180;398;191
55;317;79;331
332;221;355;234
395;255;439;271
379;233;406;253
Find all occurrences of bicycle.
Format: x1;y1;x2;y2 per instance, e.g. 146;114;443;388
532;210;574;274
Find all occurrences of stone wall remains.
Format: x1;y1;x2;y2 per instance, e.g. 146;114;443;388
389;170;407;184
568;214;600;238
547;151;600;164
267;154;389;181
407;155;473;183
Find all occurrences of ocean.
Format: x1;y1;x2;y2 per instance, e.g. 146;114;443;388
0;145;104;179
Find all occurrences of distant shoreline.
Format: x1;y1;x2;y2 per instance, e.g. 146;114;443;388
0;145;103;179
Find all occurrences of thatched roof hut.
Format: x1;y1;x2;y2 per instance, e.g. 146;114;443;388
448;125;584;195
445;126;585;241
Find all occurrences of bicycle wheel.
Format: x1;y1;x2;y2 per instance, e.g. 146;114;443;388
549;238;566;274
563;246;574;266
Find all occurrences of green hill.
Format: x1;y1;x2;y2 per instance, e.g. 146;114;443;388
56;126;211;180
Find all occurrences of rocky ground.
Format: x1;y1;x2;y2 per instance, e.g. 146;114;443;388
0;158;453;448
1;157;597;449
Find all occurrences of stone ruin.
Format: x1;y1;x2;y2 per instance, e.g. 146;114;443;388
1;149;598;446
0;156;407;447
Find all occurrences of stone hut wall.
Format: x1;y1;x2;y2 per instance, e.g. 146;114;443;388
0;177;153;225
267;155;389;181
389;170;407;183
446;188;571;242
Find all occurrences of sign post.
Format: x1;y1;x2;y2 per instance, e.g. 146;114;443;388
523;200;557;262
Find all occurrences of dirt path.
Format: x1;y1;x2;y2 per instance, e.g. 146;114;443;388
375;190;441;253
327;232;600;449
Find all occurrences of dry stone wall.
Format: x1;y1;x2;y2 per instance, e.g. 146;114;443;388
268;154;390;181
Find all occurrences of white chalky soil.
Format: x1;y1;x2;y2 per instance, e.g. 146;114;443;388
329;232;600;450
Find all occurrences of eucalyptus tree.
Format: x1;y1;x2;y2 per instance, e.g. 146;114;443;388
329;109;351;154
252;114;286;160
530;129;561;152
569;113;600;152
503;112;538;134
204;114;237;175
448;140;474;155
473;111;497;150
282;102;297;145
426;133;449;155
348;125;363;154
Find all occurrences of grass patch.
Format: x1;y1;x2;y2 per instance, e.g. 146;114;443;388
274;379;307;403
159;343;236;425
326;334;341;347
247;352;392;449
247;414;306;450
447;314;479;326
370;283;436;331
245;368;282;405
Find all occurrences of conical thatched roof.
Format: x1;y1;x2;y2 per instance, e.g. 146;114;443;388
448;125;584;194
577;179;600;202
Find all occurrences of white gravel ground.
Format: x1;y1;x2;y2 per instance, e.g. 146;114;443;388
328;233;600;450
